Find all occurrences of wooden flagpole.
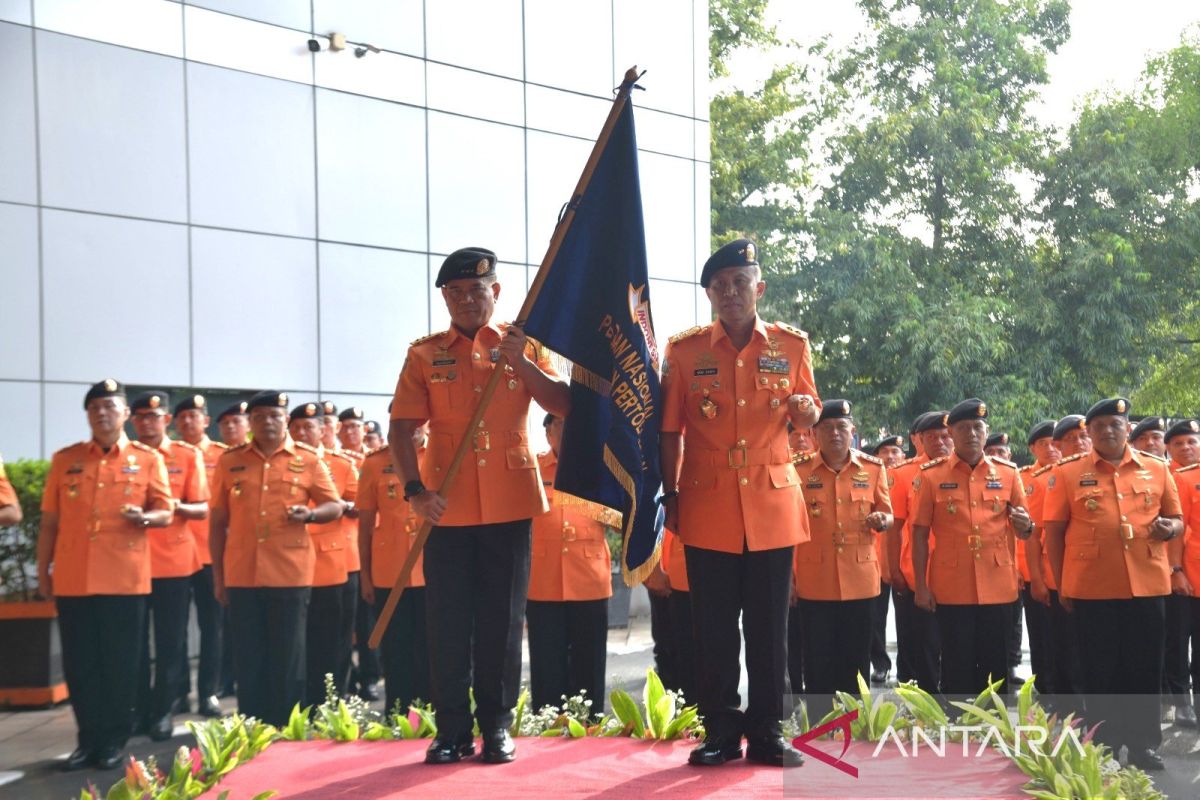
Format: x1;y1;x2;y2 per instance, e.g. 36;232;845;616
369;66;644;649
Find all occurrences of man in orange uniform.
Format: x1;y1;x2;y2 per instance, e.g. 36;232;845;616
792;400;892;698
661;239;819;767
216;402;250;448
391;247;570;764
1044;398;1182;771
1163;418;1200;726
37;379;173;770
0;454;21;526
912;399;1032;697
867;434;904;684
985;431;1023;687
1131;417;1167;458
1166;419;1200;471
209;390;343;726
129;391;209;741
173;394;227;718
1170;450;1200;725
363;420;385;451
527;413;617;714
337;406;367;457
289;402;359;706
359;423;429;714
1016;420;1058;695
888;411;950;691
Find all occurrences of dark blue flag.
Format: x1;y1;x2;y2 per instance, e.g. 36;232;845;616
523;100;664;585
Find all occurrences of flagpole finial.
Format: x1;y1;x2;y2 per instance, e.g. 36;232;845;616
623;66;639;83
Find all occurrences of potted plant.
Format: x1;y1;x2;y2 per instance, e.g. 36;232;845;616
605;526;632;628
0;458;67;707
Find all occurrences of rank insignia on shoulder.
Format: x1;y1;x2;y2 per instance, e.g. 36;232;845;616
1177;464;1199;474
773;321;809;340
410;331;442;347
669;325;705;344
857;452;883;465
920;456;948;470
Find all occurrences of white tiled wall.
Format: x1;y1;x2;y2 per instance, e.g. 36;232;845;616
0;1;709;459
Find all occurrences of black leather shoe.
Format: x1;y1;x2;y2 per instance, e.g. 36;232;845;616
148;715;174;741
94;746;124;770
199;695;223;718
688;737;743;766
62;747;92;771
481;728;516;764
1175;705;1198;728
747;735;804;767
870;667;890;685
359;682;380;702
1128;748;1165;771
172;696;191;715
424;734;476;764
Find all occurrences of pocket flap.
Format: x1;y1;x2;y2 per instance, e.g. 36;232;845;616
768;463;799;489
506;446;535;469
1072;543;1100;560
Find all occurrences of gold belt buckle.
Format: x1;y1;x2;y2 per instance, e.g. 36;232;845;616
563;526;577;542
967;534;983;550
473;430;491;452
727;445;748;468
1120;523;1135;540
832;531;847;546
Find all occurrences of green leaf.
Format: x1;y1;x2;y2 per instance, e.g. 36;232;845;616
609;689;645;738
567;717;587;738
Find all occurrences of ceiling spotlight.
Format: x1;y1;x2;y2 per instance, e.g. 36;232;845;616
307;38;321;52
354;43;381;58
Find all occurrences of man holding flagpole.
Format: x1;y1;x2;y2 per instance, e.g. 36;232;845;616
661;239;819;767
390;247;569;765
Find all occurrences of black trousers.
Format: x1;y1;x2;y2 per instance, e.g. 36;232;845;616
685;544;792;741
229;586;309;726
786;603;804;695
147;576;192;720
1008;595;1023;670
892;586;940;691
1047;590;1085;699
306;574;358;706
189;565;223;698
352;591;383;689
220;605;236;694
1163;592;1190;705
1074;596;1165;752
648;592;679;692
526;598;608;714
424;520;531;737
668;590;697;704
1022;586;1052;694
373;587;430;714
58;595;146;751
799;597;875;698
935;603;1011;697
1188;597;1200;702
869;584;892;673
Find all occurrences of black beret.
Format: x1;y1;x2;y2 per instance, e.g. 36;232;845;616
700;238;758;288
875;435;904;451
216;401;249;421
290;402;322;422
247;390;289;412
435;246;497;288
338;406;364;422
130;390;170;412
1026;420;1055;446
363;420;382;435
985;432;1009;448
319;400;337;416
1130;416;1166;441
1084;397;1130;424
173;394;208;415
947;398;988;425
1052;414;1086;441
913;411;949;434
83;378;125;409
817;399;852;423
543;412;556;427
1165;419;1200;443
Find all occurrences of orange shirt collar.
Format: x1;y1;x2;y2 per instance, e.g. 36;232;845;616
251;433;298;460
88;432;130;457
946;450;991;473
1087;446;1141;471
813;449;862;475
442;321;503;349
709;315;769;349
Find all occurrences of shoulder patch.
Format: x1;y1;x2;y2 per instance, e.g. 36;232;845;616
1135;449;1168;463
856;451;883;466
668;325;704;345
175;440;201;453
212;441;229;451
294;442;319;454
1018;464;1035;473
1057;453;1087;466
897;456;921;467
331;450;357;464
410;331;444;348
1176;463;1199;474
920;456;949;471
792;451;814;465
773;321;809;340
220;442;251;458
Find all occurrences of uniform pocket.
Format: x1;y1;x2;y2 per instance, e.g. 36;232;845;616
1072;543;1100;560
506;446;535;469
856;545;876;563
768;463;799;489
795;543;822;563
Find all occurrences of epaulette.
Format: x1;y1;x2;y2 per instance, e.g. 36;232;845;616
295;442;320;454
1135;449;1168;463
792;451;814;465
55;441;86;456
855;451;883;466
212;441;229;450
130;441;157;453
1056;452;1087;466
1018;464;1035;473
365;445;390;458
410;331;443;347
897;456;922;468
669;325;705;345
174;439;201;453
773;321;809;340
990;456;1018;470
330;449;357;464
920;456;949;470
1032;462;1054;478
1177;463;1199;474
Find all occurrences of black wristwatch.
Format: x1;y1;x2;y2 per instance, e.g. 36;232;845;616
661;489;679;502
305;510;317;524
404;480;427;501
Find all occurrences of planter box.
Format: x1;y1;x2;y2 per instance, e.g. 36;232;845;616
0;600;68;707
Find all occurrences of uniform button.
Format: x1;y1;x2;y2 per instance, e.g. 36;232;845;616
973;525;980;532
296;538;303;545
264;464;270;469
97;482;104;489
1116;493;1123;499
736;359;744;367
260;511;267;516
263;485;268;490
836;546;843;553
563;521;570;529
836;498;842;504
128;541;135;548
970;501;977;507
1121;515;1128;521
837;521;843;528
974;553;981;560
738;439;747;447
478;458;487;467
737;398;746;407
739;477;749;486
562;547;569;553
760;377;768;385
520;456;527;465
100;460;107;466
473;352;481;360
970;476;975;481
474;386;482;393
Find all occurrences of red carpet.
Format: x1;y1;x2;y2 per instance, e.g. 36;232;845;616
202;738;1030;799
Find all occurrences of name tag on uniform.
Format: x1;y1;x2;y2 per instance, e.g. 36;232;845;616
985;480;1002;490
939;482;958;489
757;356;790;374
168;467;183;474
807;482;824;489
121;465;140;474
229;465;246;473
1079;479;1098;486
852;481;869;489
693;367;718;376
432;358;456;367
382;466;395;474
66;466;83;475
